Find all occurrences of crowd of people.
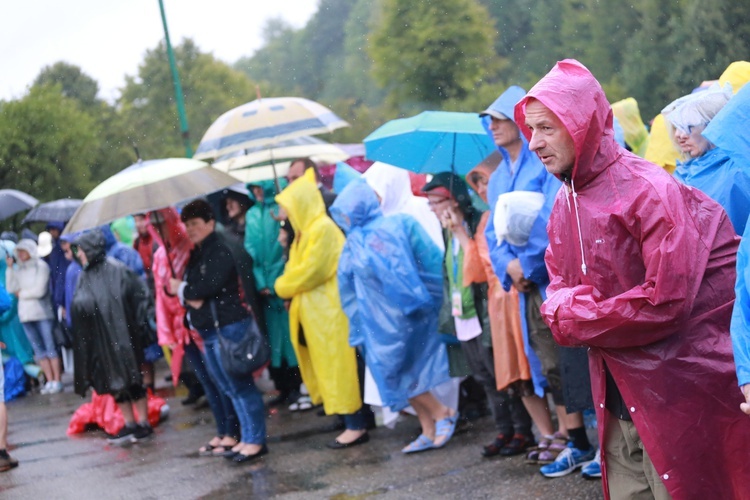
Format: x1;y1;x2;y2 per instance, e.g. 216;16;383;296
1;58;750;499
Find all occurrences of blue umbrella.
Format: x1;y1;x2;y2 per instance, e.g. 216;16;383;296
363;111;496;175
22;198;82;224
0;189;38;221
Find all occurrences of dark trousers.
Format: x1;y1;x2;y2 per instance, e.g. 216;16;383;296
461;335;532;436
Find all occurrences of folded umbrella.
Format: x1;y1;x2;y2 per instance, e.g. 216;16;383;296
63;158;239;235
22;198;82;224
363;111;496;176
0;189;38;221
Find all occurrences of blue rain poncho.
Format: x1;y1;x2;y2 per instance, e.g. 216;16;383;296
665;83;750;234
481;86;561;396
701;82;750;235
723;84;750;386
331;180;450;412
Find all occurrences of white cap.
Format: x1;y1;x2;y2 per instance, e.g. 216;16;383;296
37;231;53;258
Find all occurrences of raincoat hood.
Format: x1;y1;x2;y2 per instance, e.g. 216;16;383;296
703;80;750;161
362;162;414;216
466;164;493;204
248;179;287;207
148;208;189;251
275;169;325;233
100;225;118;252
422;172;474;214
330;179;382;235
14;239;39;260
719;60;750;93
611;98;649;156
515;59;621;188
662;83;732;135
74;230;107;267
481;86;528;165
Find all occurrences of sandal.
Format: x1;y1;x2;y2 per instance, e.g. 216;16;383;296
433;414;458;449
402;434;435;454
531;432;568;464
198;437;223;457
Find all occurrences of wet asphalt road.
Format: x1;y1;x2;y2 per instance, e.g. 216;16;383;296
0;366;603;499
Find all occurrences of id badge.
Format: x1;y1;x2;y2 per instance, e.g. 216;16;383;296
451;289;463;317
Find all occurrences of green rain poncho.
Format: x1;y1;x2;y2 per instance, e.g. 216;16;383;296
244;179;297;368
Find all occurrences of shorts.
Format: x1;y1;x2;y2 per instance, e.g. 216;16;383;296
22;319;58;359
525;288;565;406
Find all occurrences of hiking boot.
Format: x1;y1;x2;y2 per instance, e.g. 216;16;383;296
481;433;513;457
107;425;137;445
0;454;19;472
132;423;154;442
499;434;536;457
581;448;602;479
539;442;596;478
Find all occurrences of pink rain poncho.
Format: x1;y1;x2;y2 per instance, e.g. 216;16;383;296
515;59;750;500
148;208;202;384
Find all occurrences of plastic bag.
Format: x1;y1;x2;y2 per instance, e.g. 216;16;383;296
493;191;545;246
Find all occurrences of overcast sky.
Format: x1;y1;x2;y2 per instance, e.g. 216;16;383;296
0;0;318;102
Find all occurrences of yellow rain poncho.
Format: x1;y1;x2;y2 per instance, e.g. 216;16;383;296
719;60;750;93
611;97;650;157
644;113;680;174
274;169;361;415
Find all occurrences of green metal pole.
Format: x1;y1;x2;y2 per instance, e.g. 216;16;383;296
158;0;193;158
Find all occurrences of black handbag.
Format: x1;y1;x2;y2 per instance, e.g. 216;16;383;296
210;301;270;378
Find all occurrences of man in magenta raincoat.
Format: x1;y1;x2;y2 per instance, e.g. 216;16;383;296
516;59;750;499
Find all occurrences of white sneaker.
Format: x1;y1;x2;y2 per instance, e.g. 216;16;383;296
40;381;53;395
47;381;64;394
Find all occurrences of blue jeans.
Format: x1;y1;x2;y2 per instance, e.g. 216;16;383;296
183;341;240;440
343;410;367;431
22;319;57;359
201;318;267;445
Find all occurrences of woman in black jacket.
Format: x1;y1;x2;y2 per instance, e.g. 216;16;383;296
169;200;268;464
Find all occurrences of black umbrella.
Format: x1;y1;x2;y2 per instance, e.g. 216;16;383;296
22;199;83;224
0;189;38;221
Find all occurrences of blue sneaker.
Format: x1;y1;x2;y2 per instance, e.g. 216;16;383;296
581;448;602;479
539;442;596;478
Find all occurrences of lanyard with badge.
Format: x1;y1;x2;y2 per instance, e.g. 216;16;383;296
450;234;463;317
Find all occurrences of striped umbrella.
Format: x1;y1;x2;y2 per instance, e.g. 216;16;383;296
63;158;239;234
194;97;349;160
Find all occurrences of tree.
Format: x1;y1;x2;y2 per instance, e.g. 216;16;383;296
369;0;496;105
33;61;100;110
119;38;257;159
31;63;135;182
0;85;98;201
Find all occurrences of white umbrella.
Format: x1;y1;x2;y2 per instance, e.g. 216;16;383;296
63;158;239;234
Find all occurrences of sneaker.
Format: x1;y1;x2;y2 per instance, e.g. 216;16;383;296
40;381;53;395
539;443;596;478
47;381;64;394
132;423;154;442
581;448;602;479
107;425;137;445
0;454;19;472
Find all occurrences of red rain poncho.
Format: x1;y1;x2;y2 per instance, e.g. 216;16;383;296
148;208;203;384
516;59;750;500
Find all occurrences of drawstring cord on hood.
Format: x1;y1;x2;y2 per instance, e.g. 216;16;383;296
568;179;588;276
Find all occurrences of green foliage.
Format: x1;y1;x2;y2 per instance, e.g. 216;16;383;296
369;0;496;105
119;38;257;159
0;85;98;201
33;61;100;110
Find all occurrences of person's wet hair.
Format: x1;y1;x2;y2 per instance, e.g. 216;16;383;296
180;199;215;223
